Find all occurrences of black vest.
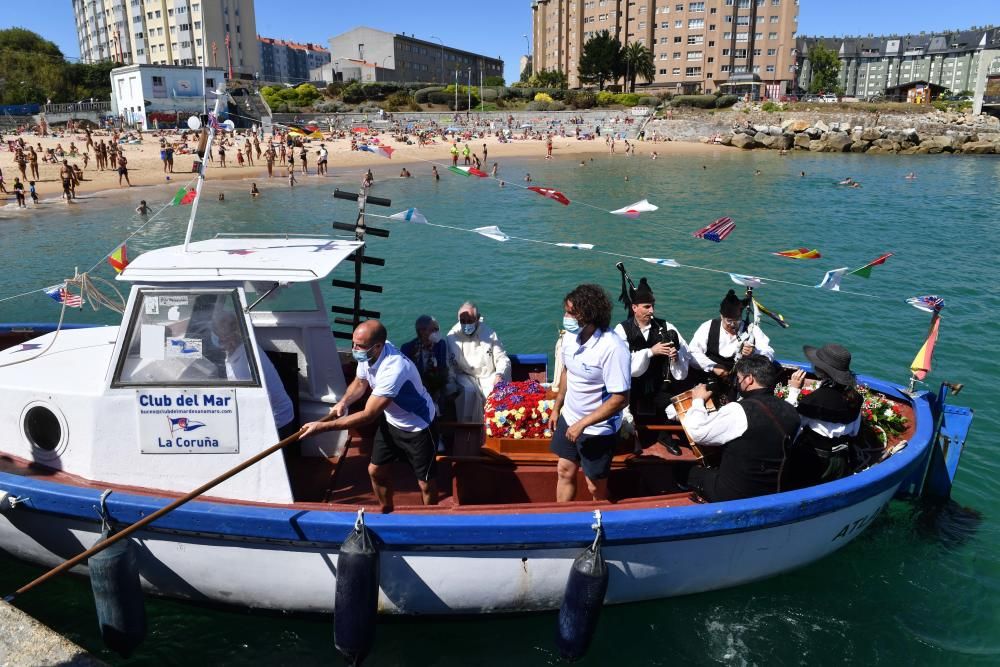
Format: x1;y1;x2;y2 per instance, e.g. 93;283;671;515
619;317;677;400
706;318;736;371
712;389;801;501
794;383;862;452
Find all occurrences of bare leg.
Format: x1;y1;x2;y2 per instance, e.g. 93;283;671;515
368;463;393;513
556;458;579;502
584;476;608;502
417;479;438;506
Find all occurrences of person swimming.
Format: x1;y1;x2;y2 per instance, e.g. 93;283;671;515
135;200;150;215
905;172;917;180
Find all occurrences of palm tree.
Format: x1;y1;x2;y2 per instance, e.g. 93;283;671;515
623;42;655;93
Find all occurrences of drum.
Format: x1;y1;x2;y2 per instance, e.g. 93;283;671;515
671;390;716;446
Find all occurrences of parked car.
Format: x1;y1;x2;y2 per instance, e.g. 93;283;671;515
802;94;820;103
819;94;839;103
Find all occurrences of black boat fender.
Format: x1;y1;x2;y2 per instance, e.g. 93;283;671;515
334;508;380;666
556;509;609;661
88;490;147;658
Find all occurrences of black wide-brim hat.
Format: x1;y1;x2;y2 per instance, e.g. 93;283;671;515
803;343;855;386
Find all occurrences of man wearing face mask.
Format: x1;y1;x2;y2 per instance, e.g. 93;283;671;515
689;289;774;387
445;301;511;422
680;354;800;502
301;320;437;512
401;315;449;411
550;284;631;502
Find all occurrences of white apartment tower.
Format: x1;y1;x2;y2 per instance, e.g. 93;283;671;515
72;0;261;78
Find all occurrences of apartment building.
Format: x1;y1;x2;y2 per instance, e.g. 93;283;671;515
796;27;1000;100
531;0;799;96
72;0;261;79
322;27;503;85
259;37;331;85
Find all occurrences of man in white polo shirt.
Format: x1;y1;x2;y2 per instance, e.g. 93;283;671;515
549;284;631;502
302;320;437;511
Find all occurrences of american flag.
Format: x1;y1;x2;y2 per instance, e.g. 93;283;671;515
44;283;84;308
207;112;222;131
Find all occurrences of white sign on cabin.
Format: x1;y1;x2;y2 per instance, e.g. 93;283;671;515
630;106;653;116
136;389;239;453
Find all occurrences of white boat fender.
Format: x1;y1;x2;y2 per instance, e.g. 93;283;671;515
88;490;147;658
334;508;380;666
556;509;610;661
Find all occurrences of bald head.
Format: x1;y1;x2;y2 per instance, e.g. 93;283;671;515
353;319;387;348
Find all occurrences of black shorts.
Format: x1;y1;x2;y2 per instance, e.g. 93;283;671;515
371;418;437;482
549;416;617;481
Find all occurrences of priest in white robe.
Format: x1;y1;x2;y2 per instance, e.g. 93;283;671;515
445;301;511;422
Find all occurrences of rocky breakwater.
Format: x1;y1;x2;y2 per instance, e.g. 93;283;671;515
720;117;1000;155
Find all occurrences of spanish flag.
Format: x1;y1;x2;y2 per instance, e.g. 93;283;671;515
108;244;129;274
910;312;940;381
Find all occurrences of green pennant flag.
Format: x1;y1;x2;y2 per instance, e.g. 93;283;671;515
170;186;188;206
448;166;471;177
848;252;893;279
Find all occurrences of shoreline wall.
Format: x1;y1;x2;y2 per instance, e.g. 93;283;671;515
645;108;1000;155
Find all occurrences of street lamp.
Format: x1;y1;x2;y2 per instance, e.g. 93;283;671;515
429;35;445;83
523;34;531;77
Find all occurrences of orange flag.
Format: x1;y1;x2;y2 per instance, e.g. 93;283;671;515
108;244;129;274
910;312;940;381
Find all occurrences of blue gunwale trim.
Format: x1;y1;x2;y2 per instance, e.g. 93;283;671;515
0;373;945;549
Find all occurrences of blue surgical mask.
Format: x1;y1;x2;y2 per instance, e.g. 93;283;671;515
352;347;371;363
563;316;581;334
461;323;477;336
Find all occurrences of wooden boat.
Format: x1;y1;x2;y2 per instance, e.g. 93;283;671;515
0;234;974;615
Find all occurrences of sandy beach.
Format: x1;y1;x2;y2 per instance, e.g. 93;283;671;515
2;129;727;211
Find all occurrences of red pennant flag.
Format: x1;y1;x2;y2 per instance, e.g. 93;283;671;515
528;186;571;206
468;167;488;177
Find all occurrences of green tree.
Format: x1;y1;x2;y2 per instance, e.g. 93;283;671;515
529;68;568;89
622;42;654;92
484;75;505;87
0;28;74;104
807;44;842;94
578;30;623;91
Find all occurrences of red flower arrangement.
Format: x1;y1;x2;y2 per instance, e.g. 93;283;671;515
484;380;555;440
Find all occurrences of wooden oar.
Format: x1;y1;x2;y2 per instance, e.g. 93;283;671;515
4;420;323;603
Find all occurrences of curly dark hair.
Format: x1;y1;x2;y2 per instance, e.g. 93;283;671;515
564;284;612;330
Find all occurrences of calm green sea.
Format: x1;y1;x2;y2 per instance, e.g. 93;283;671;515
1;149;998;665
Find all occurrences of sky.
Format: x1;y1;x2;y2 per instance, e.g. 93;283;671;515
2;0;995;81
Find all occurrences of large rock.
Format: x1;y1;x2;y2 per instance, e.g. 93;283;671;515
824;131;853;152
731;133;758;149
871;138;901;152
767;125;783;136
805;126;823;139
866;145;889;155
861;127;882;142
719;133;734;146
850;140;870;153
758;134;779;149
754;131;769;144
794;133;812;149
774;134;794;150
814;120;830;133
784;119;811;133
959;141;995;154
899;146;921;155
808;139;826;152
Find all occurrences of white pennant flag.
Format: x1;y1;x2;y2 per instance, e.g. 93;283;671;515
555;243;594;250
641;257;680;268
611;199;659;217
472;225;509;242
388;207;428;224
730;273;765;288
816;267;850;291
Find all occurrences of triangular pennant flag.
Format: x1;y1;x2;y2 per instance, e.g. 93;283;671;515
555;243;594;250
773;248;822;259
610;199;658;217
816;267;850;291
528;186;571;206
44;283;84;307
376;145;394;159
910;312;941;381
472;225;509;242
108;244;129;274
388;208;428;224
753;298;790;328
849;252;893;278
180;188;197;205
641;258;680;267
906;295;945;313
729;273;765;288
170;186;188;206
694;216;735;242
448;166;472;177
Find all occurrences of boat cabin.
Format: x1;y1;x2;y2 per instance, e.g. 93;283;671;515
0;236;361;504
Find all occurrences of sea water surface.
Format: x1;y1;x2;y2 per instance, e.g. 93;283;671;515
0;149;998;665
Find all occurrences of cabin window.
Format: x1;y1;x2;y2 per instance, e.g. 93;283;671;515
243;281;318;312
113;289;260;387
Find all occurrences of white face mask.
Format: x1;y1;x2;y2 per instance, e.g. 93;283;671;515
428;331;441;345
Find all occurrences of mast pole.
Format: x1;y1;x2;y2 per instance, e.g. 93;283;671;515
183;84;227;251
